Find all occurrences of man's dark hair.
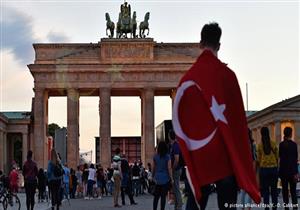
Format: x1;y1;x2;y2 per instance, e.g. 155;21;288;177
260;127;271;155
27;150;33;159
200;22;222;50
115;147;121;154
157;141;168;158
168;129;176;141
283;127;292;138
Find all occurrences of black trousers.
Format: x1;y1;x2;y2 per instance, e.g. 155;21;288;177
153;183;169;210
186;176;238;210
121;186;135;204
281;176;298;210
24;181;37;210
49;179;62;210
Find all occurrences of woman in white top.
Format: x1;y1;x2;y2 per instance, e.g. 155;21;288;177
87;164;96;199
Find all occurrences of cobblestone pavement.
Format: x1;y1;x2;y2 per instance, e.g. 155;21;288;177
52;193;299;210
11;192;300;210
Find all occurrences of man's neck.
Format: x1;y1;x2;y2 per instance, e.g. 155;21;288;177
202;47;218;57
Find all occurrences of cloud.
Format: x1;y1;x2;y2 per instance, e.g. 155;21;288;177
1;7;70;66
47;31;70;42
1;6;37;65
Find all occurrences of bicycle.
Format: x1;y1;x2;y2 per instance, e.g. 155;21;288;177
0;187;20;210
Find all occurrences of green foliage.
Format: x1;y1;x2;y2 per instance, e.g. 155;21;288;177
48;123;61;139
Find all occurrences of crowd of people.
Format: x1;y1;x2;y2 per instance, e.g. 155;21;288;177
1;22;300;210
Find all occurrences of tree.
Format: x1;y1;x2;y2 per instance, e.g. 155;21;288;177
48;123;61;139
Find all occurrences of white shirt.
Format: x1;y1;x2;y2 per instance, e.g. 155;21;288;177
88;168;96;181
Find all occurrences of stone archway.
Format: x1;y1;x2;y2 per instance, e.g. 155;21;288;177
28;38;201;169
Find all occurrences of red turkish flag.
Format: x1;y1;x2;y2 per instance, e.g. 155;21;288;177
173;50;260;204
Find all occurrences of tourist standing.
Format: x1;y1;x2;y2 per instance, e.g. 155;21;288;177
169;130;183;210
279;127;298;210
62;163;70;199
82;163;89;199
75;166;83;198
152;141;173;210
96;165;103;199
70;168;77;199
23;150;38;210
87;164;96;199
132;162;141;196
37;168;46;202
47;149;64;210
9;166;19;193
121;154;137;205
257;127;278;209
107;167;114;195
112;148;122;207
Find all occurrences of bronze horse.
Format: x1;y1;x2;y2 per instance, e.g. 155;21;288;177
139;12;150;38
105;13;115;38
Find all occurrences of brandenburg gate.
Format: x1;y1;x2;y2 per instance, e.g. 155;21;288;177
28;38;200;169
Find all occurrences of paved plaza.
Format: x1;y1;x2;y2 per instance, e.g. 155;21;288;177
13;192;300;210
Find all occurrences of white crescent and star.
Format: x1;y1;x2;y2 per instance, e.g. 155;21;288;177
172;80;228;151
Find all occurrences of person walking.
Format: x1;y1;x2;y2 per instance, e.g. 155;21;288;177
47;149;64;210
112;148;122;207
279;127;298;210
257;127;279;210
152;141;173;210
22;150;38;210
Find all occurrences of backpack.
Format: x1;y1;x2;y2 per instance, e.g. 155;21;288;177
53;163;63;177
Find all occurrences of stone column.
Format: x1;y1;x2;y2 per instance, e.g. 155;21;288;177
274;121;281;143
141;88;155;166
99;88;111;168
33;88;47;168
22;133;28;164
3;132;7;173
67;89;80;169
268;123;275;141
0;131;3;171
294;121;300;152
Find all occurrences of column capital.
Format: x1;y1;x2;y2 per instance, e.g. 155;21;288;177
141;88;155;99
99;87;111;92
67;88;79;95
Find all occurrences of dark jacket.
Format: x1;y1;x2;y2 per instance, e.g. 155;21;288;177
23;159;38;183
279;139;298;178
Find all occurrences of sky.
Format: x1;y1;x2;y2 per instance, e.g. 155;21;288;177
1;0;299;158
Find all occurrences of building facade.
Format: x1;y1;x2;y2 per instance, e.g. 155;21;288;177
247;95;300;152
0;112;32;173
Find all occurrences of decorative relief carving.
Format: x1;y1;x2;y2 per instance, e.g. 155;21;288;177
101;42;153;61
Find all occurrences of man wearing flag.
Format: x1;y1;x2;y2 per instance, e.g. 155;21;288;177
172;22;260;209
